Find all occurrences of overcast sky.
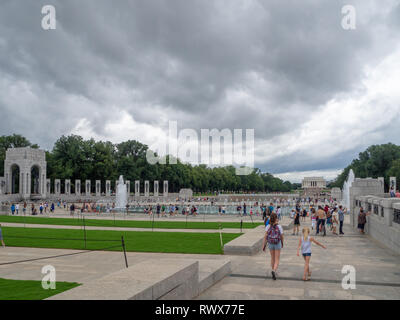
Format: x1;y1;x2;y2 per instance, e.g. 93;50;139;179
1;0;400;182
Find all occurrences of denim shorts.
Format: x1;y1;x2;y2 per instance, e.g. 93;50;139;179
302;253;312;257
268;242;282;250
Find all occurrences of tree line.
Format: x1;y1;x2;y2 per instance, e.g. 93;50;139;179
329;143;400;191
0;134;301;193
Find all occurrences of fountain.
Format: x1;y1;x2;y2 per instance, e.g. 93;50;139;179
116;175;128;210
342;169;355;209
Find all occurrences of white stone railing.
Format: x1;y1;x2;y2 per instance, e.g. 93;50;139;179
353;195;400;255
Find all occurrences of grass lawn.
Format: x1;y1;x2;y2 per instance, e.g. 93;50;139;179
0;215;262;230
1;226;241;254
0;278;80;300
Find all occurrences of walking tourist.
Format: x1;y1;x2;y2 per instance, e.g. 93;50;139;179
316;206;326;236
338;205;345;235
0;224;5;248
23;202;27;214
10;203;15;215
276;206;281;220
292;209;300;235
15;203;19;215
311;208;317;230
302;209;307;222
262;213;284;280
296;227;326;281
357;207;370;234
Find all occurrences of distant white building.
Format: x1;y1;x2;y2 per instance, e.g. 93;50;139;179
301;177;326;195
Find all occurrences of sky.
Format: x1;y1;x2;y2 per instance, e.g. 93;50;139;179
1;0;400;183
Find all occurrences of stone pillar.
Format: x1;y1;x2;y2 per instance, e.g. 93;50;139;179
19;171;24;195
85;180;91;196
106;180;111;196
390;177;397;192
41;172;46;197
115;180;119;194
378;177;384;191
65;179;71;195
0;178;5;194
96;180;101;196
163;180;168;197
126;180;130;196
154;181;159;197
135;180;140;197
144;180;150;197
26;172;31;197
75;180;81;195
46;179;51;194
55;179;61;195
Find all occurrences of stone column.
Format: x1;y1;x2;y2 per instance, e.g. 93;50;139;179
75;180;81;195
0;178;5;194
144;180;150;197
126;180;130;196
26;172;31;196
65;179;71;195
163;180;168;197
19;171;24;195
115;180;119;194
46;179;51;194
85;180;91;196
154;181;159;197
96;180;101;196
106;180;111;196
135;180;140;197
5;172;10;194
378;177;385;191
55;179;61;195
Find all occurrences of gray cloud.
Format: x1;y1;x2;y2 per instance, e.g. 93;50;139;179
1;0;400;177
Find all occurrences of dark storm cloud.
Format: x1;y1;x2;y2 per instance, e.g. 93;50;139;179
0;0;399;175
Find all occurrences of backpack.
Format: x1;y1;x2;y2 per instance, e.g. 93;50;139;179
267;225;281;245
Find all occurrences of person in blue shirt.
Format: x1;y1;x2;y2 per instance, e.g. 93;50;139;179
10;204;15;215
268;203;274;215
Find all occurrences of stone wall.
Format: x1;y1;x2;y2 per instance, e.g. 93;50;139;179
353;195;400;255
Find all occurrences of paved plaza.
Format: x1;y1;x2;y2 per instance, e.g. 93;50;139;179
1;215;400;299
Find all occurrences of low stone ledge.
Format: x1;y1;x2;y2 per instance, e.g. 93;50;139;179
48;259;199;300
223;225;265;255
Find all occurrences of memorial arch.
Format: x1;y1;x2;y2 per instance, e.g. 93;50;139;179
2;147;47;199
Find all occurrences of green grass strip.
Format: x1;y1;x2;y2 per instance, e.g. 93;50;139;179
0;278;80;300
1;226;241;254
0;215;262;230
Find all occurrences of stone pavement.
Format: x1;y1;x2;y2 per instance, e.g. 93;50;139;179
1;216;399;299
198;217;400;300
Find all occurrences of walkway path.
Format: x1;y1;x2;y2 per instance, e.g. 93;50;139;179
198;218;400;300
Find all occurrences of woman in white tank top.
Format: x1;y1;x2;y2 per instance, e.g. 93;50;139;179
297;227;326;281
